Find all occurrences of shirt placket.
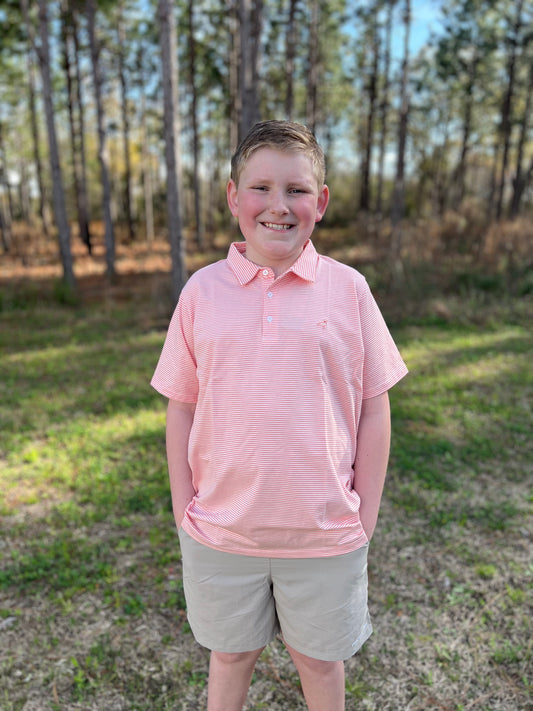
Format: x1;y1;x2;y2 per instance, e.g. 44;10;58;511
260;268;279;342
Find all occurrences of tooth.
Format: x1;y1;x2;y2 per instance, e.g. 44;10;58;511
264;222;290;230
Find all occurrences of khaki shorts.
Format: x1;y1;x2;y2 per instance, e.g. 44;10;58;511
178;528;372;662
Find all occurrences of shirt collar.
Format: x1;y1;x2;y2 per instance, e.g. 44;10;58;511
227;240;319;285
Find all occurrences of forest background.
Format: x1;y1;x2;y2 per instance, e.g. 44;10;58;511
1;1;532;710
0;0;532;300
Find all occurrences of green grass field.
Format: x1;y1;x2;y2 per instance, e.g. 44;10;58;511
1;289;532;710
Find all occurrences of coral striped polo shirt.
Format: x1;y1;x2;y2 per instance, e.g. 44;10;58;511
151;240;408;558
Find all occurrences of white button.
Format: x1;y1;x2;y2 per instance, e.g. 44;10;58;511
262;269;269;276
267;292;273;298
266;316;273;323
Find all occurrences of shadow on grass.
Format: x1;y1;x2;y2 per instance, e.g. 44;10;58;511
1;300;532;600
0;420;178;597
387;321;532;536
1;310;167;450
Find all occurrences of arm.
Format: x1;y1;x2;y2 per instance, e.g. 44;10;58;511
166;398;197;529
353;391;391;542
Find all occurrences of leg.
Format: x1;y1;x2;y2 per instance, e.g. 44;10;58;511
285;643;345;711
207;647;264;711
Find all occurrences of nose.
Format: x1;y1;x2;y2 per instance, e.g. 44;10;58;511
268;189;289;215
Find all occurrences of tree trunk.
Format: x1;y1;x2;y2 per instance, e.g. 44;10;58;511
435;115;452;216
86;0;116;281
0;200;11;253
0;125;13;253
26;52;51;239
376;0;393;216
390;0;410;284
486;139;500;217
61;0;91;254
450;87;473;209
187;0;205;250
22;0;76;288
359;10;380;212
449;55;478;210
71;8;92;252
17;148;32;224
136;44;154;244
510;48;533;217
306;0;320;133
228;0;241;151
238;0;263;142
285;0;298;120
117;0;135;243
495;0;524;219
158;0;187;302
141;92;155;245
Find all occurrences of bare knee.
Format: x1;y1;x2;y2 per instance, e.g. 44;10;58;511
307;657;340;675
286;644;344;677
208;648;265;711
285;644;345;711
211;648;263;667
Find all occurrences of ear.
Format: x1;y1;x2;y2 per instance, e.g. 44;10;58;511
227;180;239;217
315;184;330;222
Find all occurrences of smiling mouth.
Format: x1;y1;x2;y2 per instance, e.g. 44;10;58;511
262;222;293;231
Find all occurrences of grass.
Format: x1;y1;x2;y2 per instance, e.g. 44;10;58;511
0;306;169;522
1;284;532;710
388;321;532;538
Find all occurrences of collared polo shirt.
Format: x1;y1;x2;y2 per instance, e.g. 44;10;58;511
151;240;408;558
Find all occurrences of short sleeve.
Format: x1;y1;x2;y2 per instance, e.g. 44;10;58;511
357;277;408;399
150;285;199;402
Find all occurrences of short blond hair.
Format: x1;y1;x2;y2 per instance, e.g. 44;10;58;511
231;120;326;187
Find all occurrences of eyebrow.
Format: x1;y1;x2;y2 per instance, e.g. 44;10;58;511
245;177;315;189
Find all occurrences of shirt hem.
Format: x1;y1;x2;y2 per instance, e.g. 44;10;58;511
180;521;369;559
150;380;198;403
362;365;409;400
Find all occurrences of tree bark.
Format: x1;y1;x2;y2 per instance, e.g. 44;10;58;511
495;0;524;219
16;142;32;224
306;0;320;133
71;8;92;253
117;0;135;243
390;0;411;284
359;9;380;212
0;124;13;253
23;0;76;288
228;0;241;151
449;56;477;210
26;52;51;238
158;0;187;302
238;0;263;142
0;202;11;254
86;0;116;281
136;44;154;244
187;0;205;250
285;0;298;120
61;0;92;254
510;36;532;217
376;0;394;216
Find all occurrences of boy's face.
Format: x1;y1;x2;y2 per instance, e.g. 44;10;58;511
227;148;329;276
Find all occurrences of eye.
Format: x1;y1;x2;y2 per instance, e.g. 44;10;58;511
288;186;308;194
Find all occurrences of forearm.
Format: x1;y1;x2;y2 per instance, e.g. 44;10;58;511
166;398;196;528
353;392;391;541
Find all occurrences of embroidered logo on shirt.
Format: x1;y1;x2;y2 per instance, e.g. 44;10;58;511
317;320;328;328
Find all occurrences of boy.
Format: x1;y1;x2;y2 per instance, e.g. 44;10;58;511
151;120;408;711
